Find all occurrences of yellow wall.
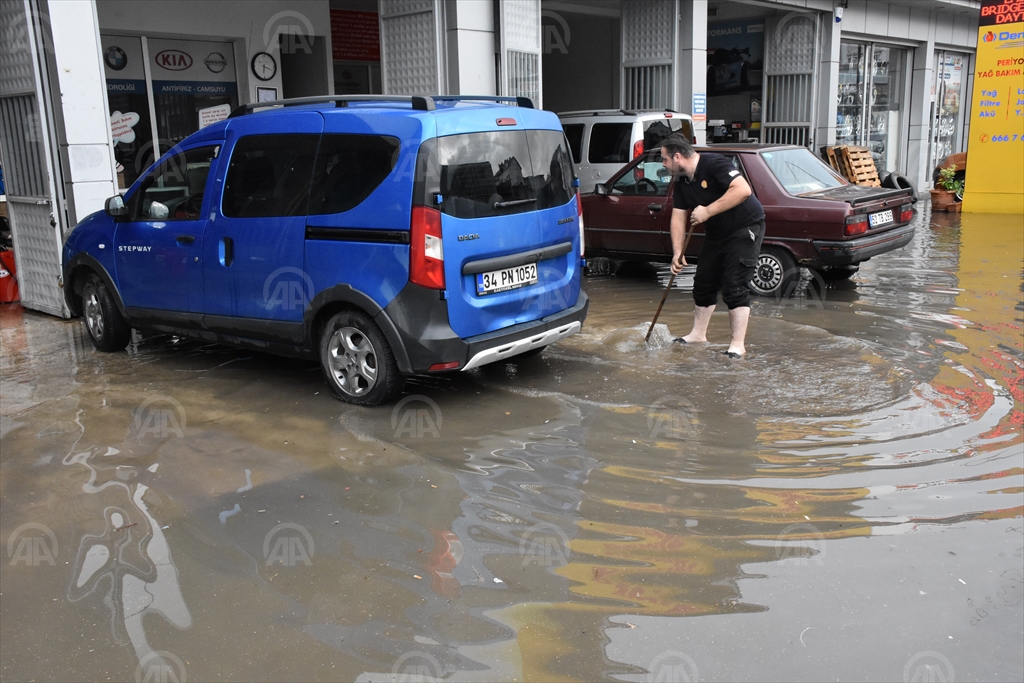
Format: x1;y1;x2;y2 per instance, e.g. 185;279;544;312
961;4;1024;214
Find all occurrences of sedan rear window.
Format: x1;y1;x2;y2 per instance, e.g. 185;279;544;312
761;148;848;195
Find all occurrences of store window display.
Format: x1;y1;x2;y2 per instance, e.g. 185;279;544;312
836;42;907;174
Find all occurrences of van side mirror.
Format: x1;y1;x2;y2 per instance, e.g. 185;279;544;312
594;183;608;196
148;201;169;220
105;195;127;217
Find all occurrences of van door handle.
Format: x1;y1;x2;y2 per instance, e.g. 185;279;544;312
647;204;663;212
176;235;195;245
219;237;233;266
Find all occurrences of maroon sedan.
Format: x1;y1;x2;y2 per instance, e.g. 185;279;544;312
582;144;916;295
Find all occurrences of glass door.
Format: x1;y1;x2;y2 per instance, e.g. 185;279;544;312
837;42;908;174
931;51;967;168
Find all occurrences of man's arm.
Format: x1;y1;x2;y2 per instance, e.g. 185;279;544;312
690;176;752;225
670;207;690;273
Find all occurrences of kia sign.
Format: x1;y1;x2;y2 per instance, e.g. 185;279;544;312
155;49;192;71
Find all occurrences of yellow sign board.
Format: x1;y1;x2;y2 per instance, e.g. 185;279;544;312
961;0;1024;214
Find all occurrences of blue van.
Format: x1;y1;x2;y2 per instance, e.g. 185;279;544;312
63;95;588;404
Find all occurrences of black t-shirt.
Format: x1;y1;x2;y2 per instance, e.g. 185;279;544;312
672;153;764;238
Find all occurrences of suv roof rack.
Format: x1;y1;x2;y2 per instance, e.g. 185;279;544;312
431;95;535;108
557;109;637;117
228;94;437;118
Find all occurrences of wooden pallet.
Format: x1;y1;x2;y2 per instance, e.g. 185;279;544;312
839;146;881;187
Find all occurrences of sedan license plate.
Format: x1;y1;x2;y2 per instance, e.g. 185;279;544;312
476;263;538;295
869;209;894;228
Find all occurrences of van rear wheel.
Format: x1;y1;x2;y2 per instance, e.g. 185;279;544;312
319;310;403;405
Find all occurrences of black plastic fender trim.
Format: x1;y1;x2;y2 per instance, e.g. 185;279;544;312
304;284;414;375
63;253;127;319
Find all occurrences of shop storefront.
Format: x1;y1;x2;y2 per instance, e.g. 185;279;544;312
102;35;238;187
835;41;910;175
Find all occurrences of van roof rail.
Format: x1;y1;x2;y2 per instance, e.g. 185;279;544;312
431;95;535;108
227;94;436;118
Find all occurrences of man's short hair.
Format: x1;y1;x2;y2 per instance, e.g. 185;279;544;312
661;135;695;159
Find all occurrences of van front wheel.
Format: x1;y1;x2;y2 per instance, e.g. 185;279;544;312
319;310;403;405
81;274;131;351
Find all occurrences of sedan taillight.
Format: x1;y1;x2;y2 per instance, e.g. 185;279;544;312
410;206;445;289
899;204;913;223
844;214;869;236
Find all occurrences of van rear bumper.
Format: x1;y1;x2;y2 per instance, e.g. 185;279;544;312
380;285;588;374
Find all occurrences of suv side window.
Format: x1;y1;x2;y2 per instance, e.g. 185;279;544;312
588;123;631;163
135;145;217;221
222;134;319;218
562;124;584;164
307;134;400;215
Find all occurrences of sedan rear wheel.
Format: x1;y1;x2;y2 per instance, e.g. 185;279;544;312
748;246;798;297
319;310;403;405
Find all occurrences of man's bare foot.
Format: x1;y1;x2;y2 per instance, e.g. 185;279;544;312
725;344;745;357
676;335;707;344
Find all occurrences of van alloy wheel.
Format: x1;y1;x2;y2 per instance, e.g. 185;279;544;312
80;274;131;351
319;310;403;405
327;326;378;396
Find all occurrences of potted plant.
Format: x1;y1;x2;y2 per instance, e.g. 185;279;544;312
930;165;964;212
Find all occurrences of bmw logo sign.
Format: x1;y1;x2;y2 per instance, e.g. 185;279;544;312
105;46;127;71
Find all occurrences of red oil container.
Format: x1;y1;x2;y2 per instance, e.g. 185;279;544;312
0;249;20;303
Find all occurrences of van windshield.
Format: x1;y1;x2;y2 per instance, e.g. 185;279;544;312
437;130;574;219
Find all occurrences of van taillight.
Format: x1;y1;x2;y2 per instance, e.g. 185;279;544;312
633;140;644;159
410;206;445;289
576;191;585;258
899;204;913;223
844;214;869;236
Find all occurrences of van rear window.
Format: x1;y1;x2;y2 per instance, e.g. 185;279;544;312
437;131;574;219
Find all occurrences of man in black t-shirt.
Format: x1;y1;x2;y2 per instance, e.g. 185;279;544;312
660;135;765;358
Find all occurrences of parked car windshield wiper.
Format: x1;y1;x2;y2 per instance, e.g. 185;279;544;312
493;198;537;209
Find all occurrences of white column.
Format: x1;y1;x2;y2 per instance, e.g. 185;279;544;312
444;0;496;96
815;9;841;149
49;0;118;225
907;40;935;191
678;0;708;144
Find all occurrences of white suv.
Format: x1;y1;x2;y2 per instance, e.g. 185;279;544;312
558;110;695;194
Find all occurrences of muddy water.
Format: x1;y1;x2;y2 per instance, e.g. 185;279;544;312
1;208;1021;682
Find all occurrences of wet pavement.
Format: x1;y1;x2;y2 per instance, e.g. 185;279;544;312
1;207;1022;682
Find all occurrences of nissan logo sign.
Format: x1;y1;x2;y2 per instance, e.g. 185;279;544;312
155;49;192;71
204;52;227;73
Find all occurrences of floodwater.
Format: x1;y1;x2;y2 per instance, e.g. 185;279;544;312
1;208;1021;682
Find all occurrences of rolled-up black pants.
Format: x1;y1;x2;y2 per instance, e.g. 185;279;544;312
692;220;765;309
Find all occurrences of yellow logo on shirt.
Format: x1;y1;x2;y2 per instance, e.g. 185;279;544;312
701;180;708;188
